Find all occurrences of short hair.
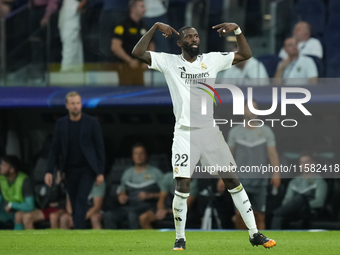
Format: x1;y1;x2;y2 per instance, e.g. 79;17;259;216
284;37;297;46
177;26;194;41
132;142;148;155
298;21;312;34
1;155;21;173
299;151;316;161
65;91;81;103
128;0;143;10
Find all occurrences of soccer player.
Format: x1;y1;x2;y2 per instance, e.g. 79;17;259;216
132;22;276;250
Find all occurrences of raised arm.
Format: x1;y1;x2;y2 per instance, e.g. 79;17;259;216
212;23;252;65
132;22;179;65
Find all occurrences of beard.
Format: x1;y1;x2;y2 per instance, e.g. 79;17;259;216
70;110;81;117
182;42;199;58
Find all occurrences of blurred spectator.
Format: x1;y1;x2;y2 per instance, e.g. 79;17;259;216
59;181;106;229
143;0;170;52
271;152;327;229
167;0;187;54
139;172;198;229
99;0;128;59
28;0;59;81
45;91;105;229
111;0;155;85
0;156;34;230
104;143;163;229
22;171;66;229
279;21;323;59
58;0;87;72
274;37;318;85
218;57;270;86
0;0;14;17
217;100;280;230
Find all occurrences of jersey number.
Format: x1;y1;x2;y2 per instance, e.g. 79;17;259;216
174;154;188;167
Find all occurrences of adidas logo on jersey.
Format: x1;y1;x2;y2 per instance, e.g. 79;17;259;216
178;66;186;72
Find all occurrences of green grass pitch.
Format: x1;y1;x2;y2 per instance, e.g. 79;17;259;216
0;230;340;255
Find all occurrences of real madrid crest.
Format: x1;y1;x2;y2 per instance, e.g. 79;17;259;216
201;63;207;70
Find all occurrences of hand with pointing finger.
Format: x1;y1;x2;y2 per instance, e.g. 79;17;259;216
212;23;239;37
155;22;179;38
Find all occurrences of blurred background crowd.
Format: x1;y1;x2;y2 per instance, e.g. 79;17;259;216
0;0;340;232
0;0;339;86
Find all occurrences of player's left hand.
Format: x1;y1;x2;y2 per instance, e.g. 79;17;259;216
270;176;281;188
212;23;239;37
96;174;104;186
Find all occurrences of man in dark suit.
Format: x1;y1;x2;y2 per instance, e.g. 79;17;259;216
45;91;105;229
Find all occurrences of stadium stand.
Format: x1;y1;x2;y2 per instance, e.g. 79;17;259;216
292;0;326;38
328;0;340;14
257;55;282;78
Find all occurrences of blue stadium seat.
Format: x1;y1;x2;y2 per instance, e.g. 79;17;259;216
326;14;340;34
329;0;340;14
256;55;282;78
323;33;340;63
305;55;323;77
326;57;340;78
293;0;326;37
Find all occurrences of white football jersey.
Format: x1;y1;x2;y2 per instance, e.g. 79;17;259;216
148;51;235;128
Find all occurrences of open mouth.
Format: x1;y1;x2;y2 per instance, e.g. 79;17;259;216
191;44;198;48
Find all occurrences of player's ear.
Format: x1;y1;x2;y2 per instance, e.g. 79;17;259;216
177;40;182;47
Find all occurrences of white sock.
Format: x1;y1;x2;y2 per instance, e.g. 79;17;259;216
173;190;189;241
228;184;258;238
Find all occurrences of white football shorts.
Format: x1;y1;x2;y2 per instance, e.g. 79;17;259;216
172;125;237;178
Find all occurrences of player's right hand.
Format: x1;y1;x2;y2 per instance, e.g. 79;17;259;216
155;22;179;38
44;173;53;187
